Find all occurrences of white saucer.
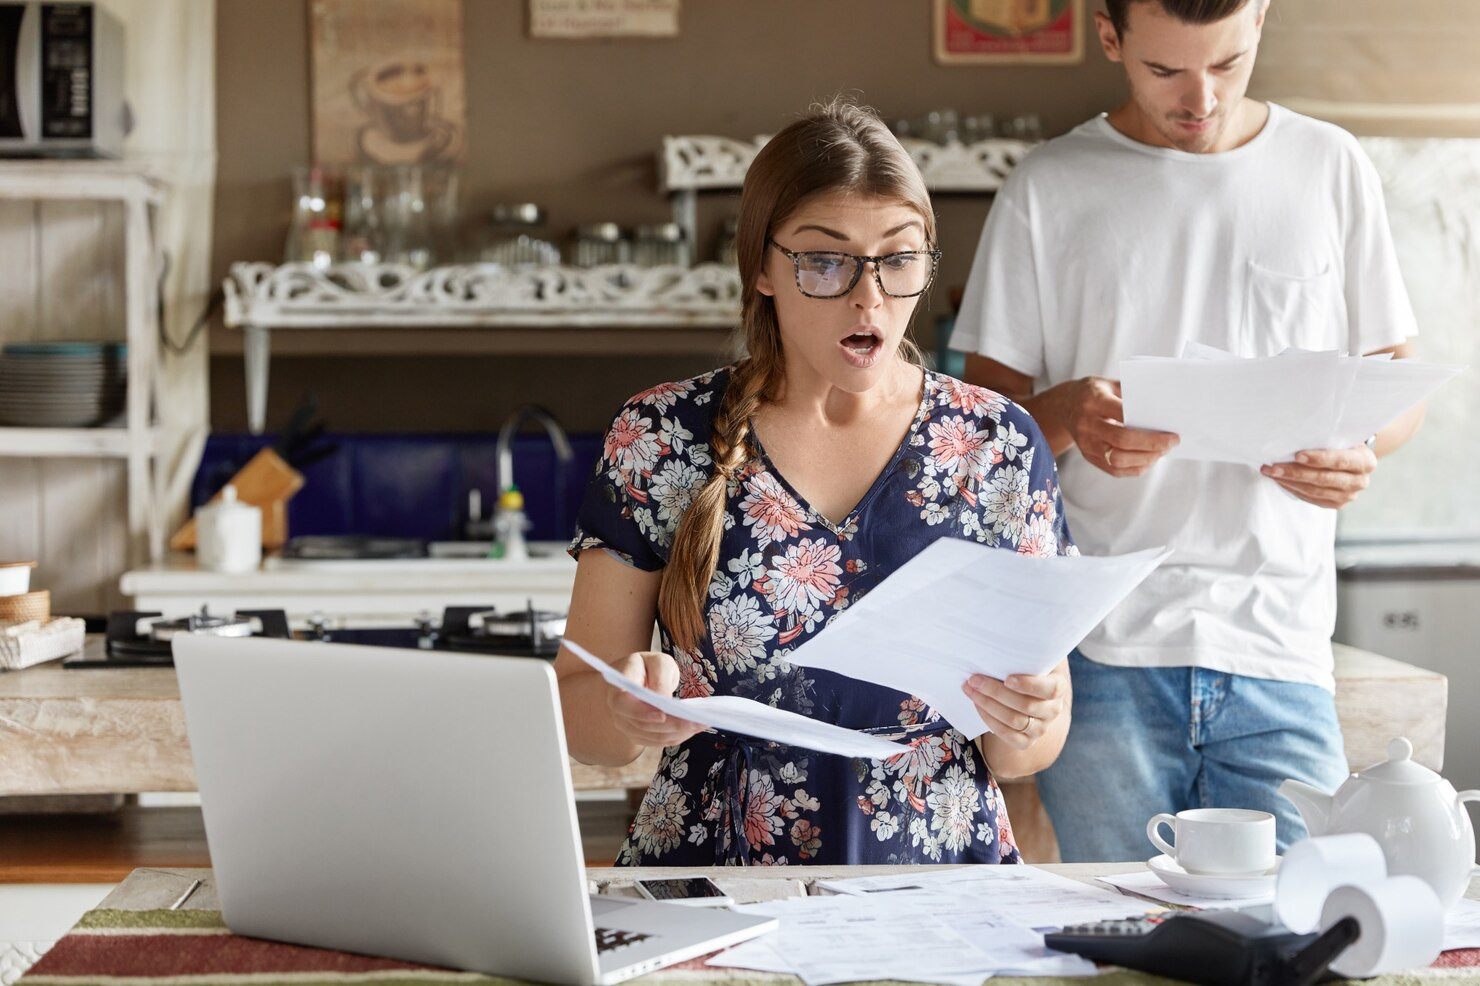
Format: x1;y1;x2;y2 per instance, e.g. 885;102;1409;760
1146;854;1280;899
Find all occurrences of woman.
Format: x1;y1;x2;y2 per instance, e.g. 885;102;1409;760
556;100;1075;866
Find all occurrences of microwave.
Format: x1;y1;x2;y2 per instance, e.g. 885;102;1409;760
0;2;125;158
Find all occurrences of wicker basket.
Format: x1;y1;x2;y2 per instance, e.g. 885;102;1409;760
0;589;50;623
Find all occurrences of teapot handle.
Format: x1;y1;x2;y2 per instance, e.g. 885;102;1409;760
1459;789;1480;869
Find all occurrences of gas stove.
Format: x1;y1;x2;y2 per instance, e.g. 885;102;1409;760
63;603;566;668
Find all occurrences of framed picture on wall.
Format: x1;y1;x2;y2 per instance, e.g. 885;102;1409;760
934;0;1084;65
309;0;467;165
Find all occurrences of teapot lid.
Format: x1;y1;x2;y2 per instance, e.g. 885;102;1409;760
1355;737;1439;785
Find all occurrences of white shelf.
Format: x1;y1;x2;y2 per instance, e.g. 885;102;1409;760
660;134;1036;194
0;426;158;458
224;261;742;330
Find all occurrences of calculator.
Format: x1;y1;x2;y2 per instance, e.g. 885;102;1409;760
1044;907;1360;986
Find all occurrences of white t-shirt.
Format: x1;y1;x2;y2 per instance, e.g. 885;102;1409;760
950;103;1416;690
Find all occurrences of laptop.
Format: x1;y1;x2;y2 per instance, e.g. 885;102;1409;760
173;635;777;985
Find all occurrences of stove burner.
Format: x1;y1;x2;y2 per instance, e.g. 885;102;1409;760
70;608;293;668
437;603;564;657
148;606;255;642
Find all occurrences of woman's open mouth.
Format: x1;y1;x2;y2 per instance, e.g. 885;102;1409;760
840;327;884;367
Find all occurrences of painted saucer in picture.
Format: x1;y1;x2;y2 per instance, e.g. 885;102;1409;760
1146;853;1280;900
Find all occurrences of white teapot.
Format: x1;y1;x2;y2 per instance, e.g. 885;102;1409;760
1279;737;1480;911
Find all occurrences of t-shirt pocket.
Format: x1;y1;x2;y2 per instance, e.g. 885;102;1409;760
1241;259;1348;356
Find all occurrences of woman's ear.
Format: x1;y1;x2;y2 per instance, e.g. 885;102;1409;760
756;266;776;298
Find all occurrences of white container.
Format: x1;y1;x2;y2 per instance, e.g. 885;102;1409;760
0;561;35;595
196;485;262;573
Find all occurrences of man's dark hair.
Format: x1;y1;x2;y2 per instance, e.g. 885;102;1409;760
1104;0;1252;35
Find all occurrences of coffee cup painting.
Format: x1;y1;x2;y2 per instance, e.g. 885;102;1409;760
310;0;467;166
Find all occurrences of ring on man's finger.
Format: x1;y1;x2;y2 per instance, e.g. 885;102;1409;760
1105;447;1115;468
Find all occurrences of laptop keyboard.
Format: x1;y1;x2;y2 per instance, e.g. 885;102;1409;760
594;927;654;954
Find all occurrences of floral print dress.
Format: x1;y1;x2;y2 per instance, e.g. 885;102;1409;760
569;367;1076;866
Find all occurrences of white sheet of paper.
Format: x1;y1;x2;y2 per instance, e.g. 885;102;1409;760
785;540;1170;737
1120;347;1463;467
715;893;1096;984
562;639;908;761
1097;869;1273;909
1443;898;1480;951
817;865;1158;931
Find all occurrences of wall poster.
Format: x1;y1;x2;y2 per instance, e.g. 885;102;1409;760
934;0;1084;65
310;0;467;165
529;0;680;39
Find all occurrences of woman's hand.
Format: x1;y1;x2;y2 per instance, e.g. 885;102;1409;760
607;651;706;749
963;668;1068;751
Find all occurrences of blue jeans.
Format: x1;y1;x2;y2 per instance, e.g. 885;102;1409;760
1036;651;1350;862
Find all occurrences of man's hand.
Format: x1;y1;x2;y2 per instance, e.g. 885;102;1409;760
607;651;705;749
1261;446;1377;509
1046;376;1179;477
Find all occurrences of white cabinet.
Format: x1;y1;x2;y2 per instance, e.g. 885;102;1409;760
0;163;186;606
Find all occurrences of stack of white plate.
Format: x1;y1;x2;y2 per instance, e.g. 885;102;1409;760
0;341;127;427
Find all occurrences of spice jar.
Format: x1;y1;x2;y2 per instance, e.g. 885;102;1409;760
569;223;629;267
632;222;690;268
479;203;561;267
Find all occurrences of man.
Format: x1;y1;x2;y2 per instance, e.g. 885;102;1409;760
951;0;1425;861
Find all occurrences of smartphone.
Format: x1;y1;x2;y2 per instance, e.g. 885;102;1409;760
633;876;734;907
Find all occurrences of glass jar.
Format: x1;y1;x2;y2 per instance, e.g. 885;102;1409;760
569;223;629;268
479;203;560;267
632;222;689;268
381;165;434;271
714;216;739;266
339;164;383;265
284;165;340;269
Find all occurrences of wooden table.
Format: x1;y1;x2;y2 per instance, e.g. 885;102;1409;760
16;864;1480;986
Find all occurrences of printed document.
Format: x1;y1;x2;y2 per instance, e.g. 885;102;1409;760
785;539;1169;736
562;639;908;761
1120;345;1462;467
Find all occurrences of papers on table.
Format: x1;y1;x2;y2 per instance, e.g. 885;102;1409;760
1097;869;1273;909
709;866;1154;985
562;639;909;761
786;539;1170;737
817;865;1157;931
1120;344;1463;467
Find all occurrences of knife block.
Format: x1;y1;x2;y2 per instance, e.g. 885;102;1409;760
170;448;303;552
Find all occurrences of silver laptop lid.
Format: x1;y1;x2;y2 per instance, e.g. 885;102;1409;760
174;636;601;985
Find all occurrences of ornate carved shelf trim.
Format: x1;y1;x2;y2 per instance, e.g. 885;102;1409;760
660;134;1036;194
224;261;743;329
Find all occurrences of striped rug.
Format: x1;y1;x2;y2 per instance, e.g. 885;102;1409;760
19;907;1480;985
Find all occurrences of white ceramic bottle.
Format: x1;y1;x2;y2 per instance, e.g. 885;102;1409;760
196;484;263;573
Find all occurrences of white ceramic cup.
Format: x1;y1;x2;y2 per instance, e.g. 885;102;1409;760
0;561;35;596
1146;807;1276;875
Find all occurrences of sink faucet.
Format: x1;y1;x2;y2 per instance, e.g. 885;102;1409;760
495;403;574;500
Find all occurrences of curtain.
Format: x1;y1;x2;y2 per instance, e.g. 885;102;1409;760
103;0;216;529
1253;1;1480;137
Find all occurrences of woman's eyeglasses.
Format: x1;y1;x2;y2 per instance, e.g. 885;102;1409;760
769;241;941;299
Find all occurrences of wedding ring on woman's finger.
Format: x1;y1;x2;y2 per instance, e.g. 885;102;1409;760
1018;715;1036;735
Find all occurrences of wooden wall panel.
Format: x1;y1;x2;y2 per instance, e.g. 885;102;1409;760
0;199;130;615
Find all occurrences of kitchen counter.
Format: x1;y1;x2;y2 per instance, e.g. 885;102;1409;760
0;637;660;798
0;641;1445;799
120;547;578;628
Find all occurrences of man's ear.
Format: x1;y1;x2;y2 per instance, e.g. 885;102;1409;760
1254;0;1270;32
1094;10;1123;63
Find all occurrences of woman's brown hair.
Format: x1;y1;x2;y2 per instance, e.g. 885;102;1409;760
658;98;937;652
